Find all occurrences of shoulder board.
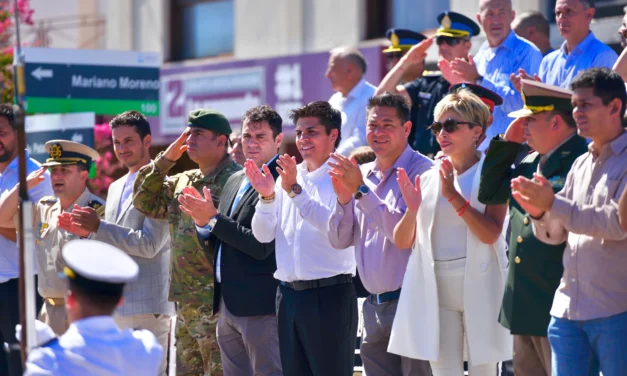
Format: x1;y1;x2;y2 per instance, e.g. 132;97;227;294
422;70;442;77
87;200;106;216
39;196;58;204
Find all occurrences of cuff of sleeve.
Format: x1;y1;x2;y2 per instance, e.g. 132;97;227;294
355;191;381;215
154;152;177;173
256;195;277;213
196;223;212;238
549;194;572;223
93;221;108;241
290;189;311;210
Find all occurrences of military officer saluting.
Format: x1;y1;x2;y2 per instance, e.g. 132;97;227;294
24;239;163;376
376;11;480;158
478;79;588;376
0;140;105;335
382;28;428;84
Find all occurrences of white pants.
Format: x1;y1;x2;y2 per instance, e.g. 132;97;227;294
115;314;172;376
432;258;497;376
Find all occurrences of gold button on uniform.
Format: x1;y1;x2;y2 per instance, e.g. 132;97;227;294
523;217;529;225
515;256;521;264
517;236;523;243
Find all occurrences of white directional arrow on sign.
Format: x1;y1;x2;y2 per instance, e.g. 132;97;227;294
31;66;54;81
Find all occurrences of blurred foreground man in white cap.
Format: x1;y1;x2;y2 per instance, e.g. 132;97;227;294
24;239;164;376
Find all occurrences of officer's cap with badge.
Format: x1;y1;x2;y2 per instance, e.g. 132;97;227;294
383;29;428;54
61;239;139;296
450;83;503;113
508;79;573;119
436;11;480;39
42;140;100;169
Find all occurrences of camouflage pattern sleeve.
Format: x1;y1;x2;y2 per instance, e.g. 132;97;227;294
133;151;179;220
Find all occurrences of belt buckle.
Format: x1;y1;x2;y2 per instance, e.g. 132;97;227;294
375;293;384;305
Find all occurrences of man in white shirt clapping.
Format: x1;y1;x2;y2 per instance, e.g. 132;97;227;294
246;101;357;376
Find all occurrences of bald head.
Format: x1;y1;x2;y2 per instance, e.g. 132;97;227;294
330;47;368;74
326;47;368;96
477;0;515;47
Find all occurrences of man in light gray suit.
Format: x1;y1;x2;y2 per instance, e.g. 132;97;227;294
58;111;174;376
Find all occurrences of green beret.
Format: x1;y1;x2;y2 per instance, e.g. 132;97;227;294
188;109;232;135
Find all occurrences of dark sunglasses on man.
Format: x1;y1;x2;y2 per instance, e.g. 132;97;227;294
385;51;405;61
429;118;478;136
435;36;467;46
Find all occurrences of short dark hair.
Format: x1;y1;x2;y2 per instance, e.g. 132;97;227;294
367;92;411;124
69;282;124;314
515;11;550;37
109;110;151;139
570;68;627;120
290;101;342;148
348;146;376;165
580;0;595;8
0;104;15;130
76;163;90;172
242;105;283;138
550;110;577;129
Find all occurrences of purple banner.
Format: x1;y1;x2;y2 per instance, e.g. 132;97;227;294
154;46;384;144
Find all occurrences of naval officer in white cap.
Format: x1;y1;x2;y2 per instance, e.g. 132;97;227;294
24;239;164;376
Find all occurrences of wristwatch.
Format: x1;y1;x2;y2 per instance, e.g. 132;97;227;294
207;213;220;231
474;76;484;85
288;183;303;198
354;184;370;200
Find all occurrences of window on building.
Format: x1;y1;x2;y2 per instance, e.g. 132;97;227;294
365;0;393;40
170;0;234;61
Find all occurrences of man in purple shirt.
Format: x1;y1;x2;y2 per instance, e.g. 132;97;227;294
327;92;433;376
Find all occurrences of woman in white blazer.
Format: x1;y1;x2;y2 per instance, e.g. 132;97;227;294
388;90;512;376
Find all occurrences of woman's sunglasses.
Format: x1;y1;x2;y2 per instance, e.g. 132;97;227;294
429;119;477;136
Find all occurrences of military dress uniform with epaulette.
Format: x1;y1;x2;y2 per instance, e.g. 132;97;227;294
25;240;163;376
478;80;588;376
404;71;450;158
25;140;105;336
133;109;241;376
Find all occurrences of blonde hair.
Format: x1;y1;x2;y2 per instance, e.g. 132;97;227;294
433;90;491;137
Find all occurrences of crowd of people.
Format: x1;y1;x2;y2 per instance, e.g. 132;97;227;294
0;0;626;375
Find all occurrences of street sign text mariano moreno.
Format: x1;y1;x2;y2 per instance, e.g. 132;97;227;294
71;74;160;90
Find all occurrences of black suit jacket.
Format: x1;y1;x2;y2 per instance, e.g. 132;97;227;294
197;159;280;317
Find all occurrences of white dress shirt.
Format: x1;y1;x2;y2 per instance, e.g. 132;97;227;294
329;78;376;155
117;170;139;221
251;161;355;282
25;316;163;376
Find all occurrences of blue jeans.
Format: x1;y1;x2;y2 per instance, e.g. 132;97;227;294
548;311;627;376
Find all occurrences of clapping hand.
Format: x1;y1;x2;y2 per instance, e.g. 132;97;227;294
244;159;275;197
511;173;554;218
178;186;218;226
276;154;299;193
438;158;458;200
397;168;422;212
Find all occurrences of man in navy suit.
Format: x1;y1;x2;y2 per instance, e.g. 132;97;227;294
179;105;283;376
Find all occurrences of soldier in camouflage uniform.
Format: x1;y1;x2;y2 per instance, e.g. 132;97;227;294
133;109;242;376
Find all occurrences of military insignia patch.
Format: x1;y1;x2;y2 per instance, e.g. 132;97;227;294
49;143;63;159
442;14;452;29
390;32;399;47
40;196;58;204
87;200;105;217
